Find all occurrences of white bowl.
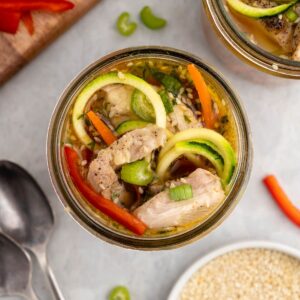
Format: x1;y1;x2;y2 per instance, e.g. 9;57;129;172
168;240;300;300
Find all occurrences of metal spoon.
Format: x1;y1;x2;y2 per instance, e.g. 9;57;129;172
0;161;64;300
0;233;38;300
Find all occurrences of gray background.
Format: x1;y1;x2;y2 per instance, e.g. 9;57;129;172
1;0;300;299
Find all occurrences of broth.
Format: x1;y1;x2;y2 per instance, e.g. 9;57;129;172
61;58;238;237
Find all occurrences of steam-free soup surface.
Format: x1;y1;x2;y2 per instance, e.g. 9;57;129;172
62;58;237;236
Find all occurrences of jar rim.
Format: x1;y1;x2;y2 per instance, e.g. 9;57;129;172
202;0;300;78
47;46;253;250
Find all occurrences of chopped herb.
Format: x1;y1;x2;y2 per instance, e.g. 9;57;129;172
87;141;95;150
84;117;91;126
184;115;192;123
77;113;84;120
220;115;229;124
153;72;182;95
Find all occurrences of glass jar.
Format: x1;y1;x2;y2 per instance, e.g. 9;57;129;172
47;47;252;250
202;0;300;79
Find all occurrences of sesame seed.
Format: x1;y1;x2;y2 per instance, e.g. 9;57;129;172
81;160;87;166
180;248;300;300
117;71;125;79
272;64;279;71
94;137;102;143
168;92;175;100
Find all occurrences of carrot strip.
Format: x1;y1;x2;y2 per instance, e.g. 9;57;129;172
263;175;300;227
22;12;34;35
87;111;117;145
64;146;147;235
187;64;214;129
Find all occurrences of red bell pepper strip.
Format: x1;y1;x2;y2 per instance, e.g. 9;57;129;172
0;11;21;34
263;175;300;227
22;12;34;35
64;146;147;235
0;1;75;13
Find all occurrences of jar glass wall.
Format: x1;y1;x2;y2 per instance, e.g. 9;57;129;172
47;47;252;250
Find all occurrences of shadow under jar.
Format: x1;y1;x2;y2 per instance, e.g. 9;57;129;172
47;47;252;250
202;0;300;79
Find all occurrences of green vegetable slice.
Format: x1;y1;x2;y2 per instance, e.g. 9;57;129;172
121;160;154;186
226;0;298;18
72;72;166;146
157;140;224;181
116;120;149;135
158;128;236;185
109;286;131;300
285;7;298;22
117;12;137;36
169;184;193;201
159;90;174;113
140;6;167;29
154;72;182;95
131;89;156;122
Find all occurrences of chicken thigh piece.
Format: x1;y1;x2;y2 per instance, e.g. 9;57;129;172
87;125;167;198
134;168;225;229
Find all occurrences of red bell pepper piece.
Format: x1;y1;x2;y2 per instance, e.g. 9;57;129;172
0;11;21;34
64;146;147;235
22;12;34;35
263;175;300;227
0;1;75;13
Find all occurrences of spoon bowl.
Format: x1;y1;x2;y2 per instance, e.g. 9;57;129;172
0;233;37;299
0;161;64;300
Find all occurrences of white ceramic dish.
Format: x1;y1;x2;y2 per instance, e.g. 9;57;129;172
168;240;300;300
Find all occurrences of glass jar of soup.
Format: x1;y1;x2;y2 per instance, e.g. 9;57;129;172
47;47;252;250
202;0;300;79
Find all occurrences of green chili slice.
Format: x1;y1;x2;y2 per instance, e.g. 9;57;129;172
140;6;167;30
109;286;131;300
117;12;137;36
285;7;298;22
121;160;154;186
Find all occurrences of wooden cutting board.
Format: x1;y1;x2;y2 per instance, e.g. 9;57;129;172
0;0;100;85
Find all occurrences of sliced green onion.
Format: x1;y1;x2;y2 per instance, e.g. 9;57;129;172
117;12;137;36
285;7;298;22
169;184;193;201
121;160;154;186
109;286;131;300
159;90;174;113
140;6;167;30
154;72;182;95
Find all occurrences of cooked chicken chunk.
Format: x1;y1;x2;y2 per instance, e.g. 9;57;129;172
87;125;167;198
168;104;202;133
259;15;293;53
292;23;300;61
133;168;225;229
102;84;133;119
243;0;300;60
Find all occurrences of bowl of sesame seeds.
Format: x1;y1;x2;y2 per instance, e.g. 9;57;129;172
168;240;300;300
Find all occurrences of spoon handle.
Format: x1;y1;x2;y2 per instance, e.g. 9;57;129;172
34;250;65;300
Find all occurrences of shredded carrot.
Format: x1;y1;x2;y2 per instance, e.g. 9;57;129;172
87;111;117;145
263;175;300;227
187;64;214;129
